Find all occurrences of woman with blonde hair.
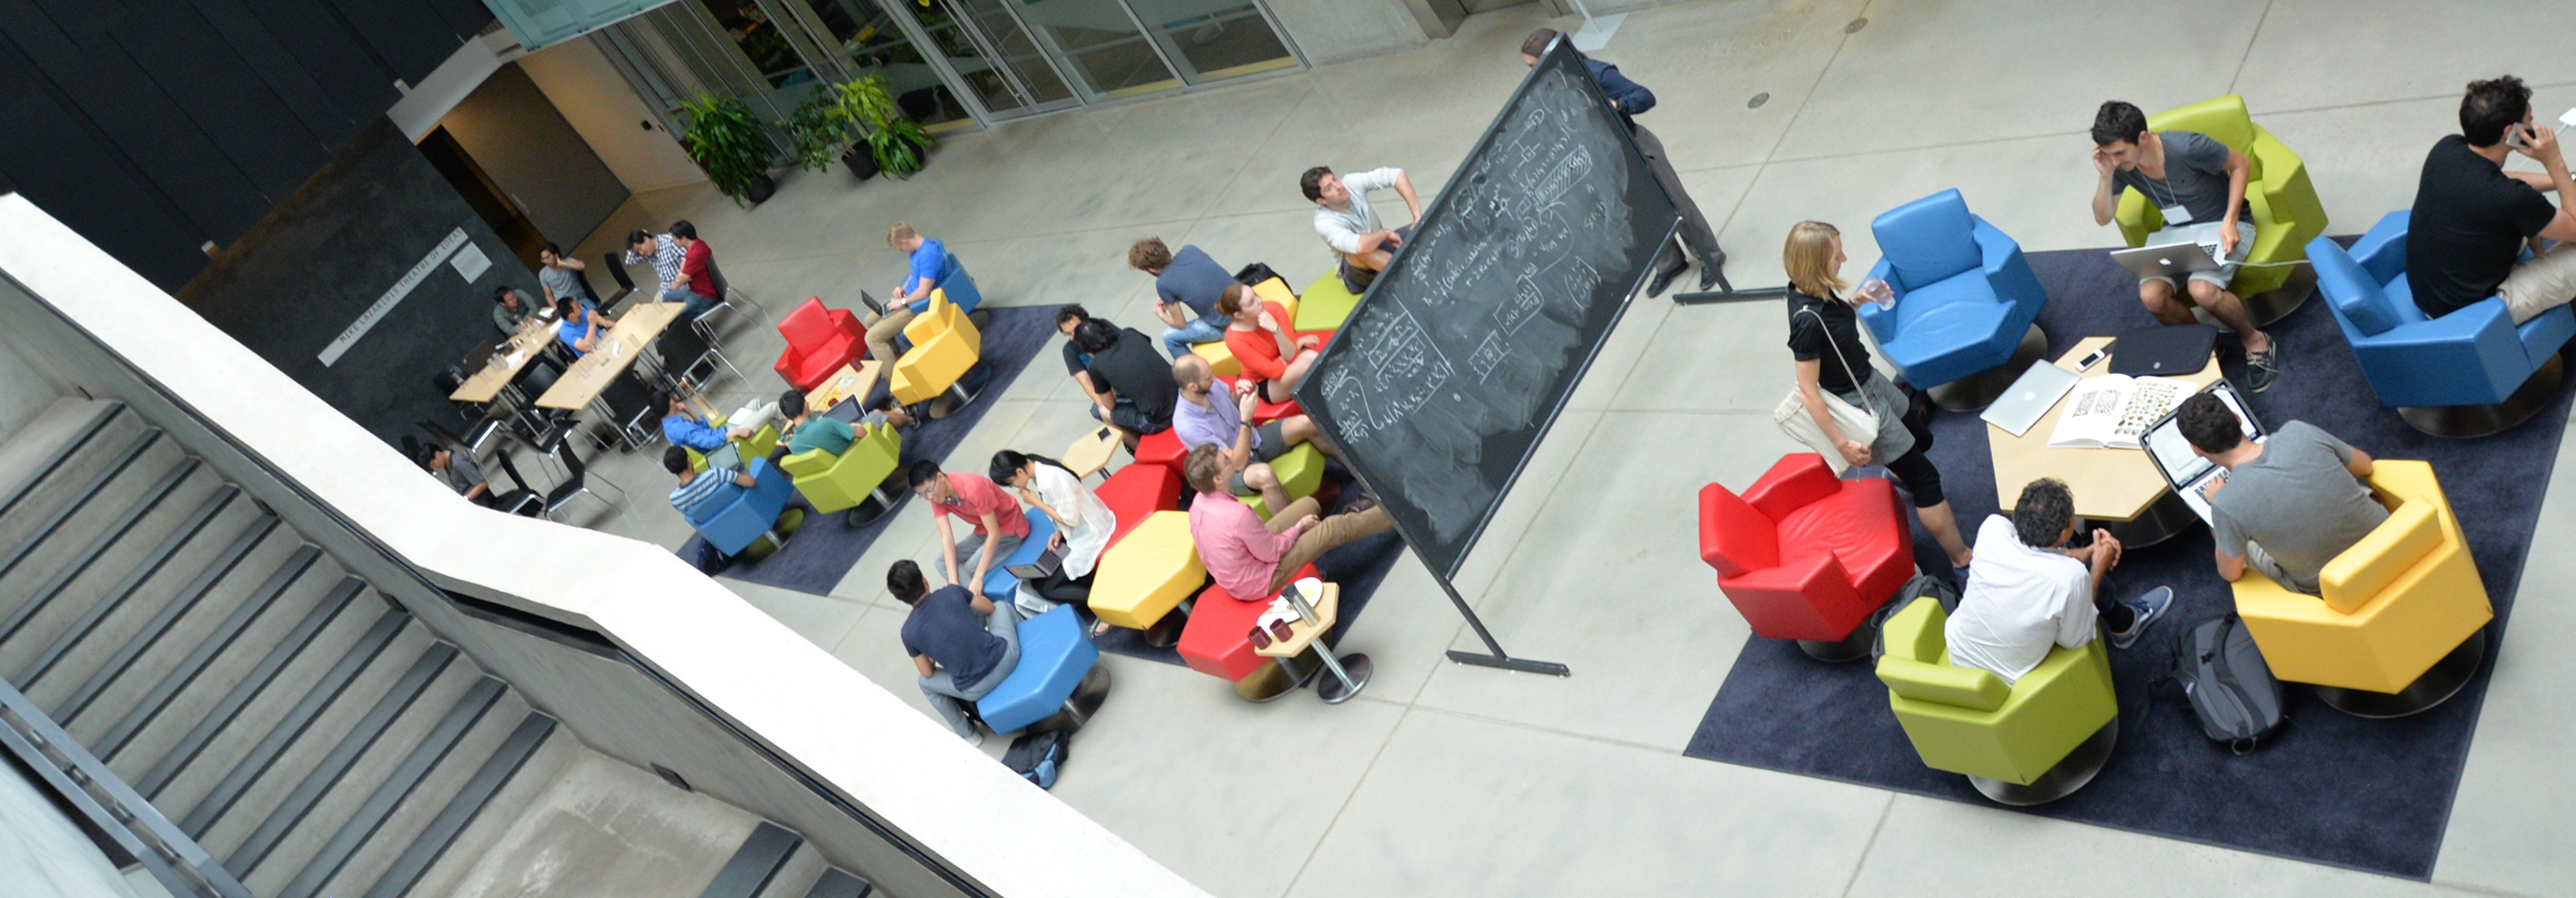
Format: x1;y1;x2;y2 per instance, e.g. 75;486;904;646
1784;221;1973;573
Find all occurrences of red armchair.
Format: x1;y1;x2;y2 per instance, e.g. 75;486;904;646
774;297;867;391
1699;453;1912;661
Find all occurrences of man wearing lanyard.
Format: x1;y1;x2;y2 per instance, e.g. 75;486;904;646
2089;100;2278;392
1521;29;1728;299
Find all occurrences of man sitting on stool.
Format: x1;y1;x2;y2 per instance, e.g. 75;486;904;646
1305;165;1421;292
1170;355;1349;512
887;560;1020;746
1947;479;2173;685
2178;393;2385;596
1127;237;1237;359
1183;443;1387;612
2089;100;2279;392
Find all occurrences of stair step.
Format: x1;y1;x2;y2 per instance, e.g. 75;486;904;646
307;686;533;898
218;640;461;875
389;716;581;898
274;676;508;898
176;612;417;841
0;400;125;521
806;869;875;898
35;502;272;721
79;538;318;766
756;841;830;898
70;522;312;758
235;652;484;893
356;708;556;898
0;437;187;644
700;823;804;898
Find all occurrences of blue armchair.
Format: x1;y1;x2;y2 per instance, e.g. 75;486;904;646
1860;190;2050;409
685;458;799;556
975;604;1108;734
981;513;1058;601
937;252;983;315
2309;211;2575;436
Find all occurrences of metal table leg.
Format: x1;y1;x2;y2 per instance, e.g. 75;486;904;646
1311;650;1371;704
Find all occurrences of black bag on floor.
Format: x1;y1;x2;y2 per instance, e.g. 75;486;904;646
1869;574;1961;663
1233;262;1286;288
1002;729;1070;789
2161;614;2287;752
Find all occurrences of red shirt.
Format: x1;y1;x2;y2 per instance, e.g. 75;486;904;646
1223;301;1295;383
931;472;1030;538
680;240;718;298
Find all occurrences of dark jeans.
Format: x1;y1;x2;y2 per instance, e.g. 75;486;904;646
664;285;721;323
1339;224;1416;292
1633;123;1724;275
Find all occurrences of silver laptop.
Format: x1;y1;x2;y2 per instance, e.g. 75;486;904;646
702;441;745;473
2109;240;2227;280
1980;360;2082;437
2142;380;2267;525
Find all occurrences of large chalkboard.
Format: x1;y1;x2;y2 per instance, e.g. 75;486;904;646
1294;43;1680;580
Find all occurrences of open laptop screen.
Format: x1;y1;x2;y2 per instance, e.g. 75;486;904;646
2143;380;2265;516
702;441;744;472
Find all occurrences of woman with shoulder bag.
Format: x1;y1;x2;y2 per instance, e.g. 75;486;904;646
1778;221;1973;575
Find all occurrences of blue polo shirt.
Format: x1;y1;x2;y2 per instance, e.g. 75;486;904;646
555;305;605;356
904;239;948;314
663;412;728;452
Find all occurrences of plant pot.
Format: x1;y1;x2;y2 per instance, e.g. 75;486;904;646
843;148;878;181
744;173;777;204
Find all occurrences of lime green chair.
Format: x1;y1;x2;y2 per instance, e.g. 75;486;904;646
1295;274;1360;332
687;425;778;474
1875;596;2119;806
1245;443;1326;521
2114;94;2328;324
780;422;903;523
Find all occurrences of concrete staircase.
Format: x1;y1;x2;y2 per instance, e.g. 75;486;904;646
0;397;571;898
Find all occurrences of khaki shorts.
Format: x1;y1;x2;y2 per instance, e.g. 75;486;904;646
2496;242;2576;324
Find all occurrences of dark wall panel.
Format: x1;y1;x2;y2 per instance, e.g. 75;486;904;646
242;0;402;125
326;0;469;87
0;89;208;288
111;5;331;200
182;0;366;148
178;120;545;450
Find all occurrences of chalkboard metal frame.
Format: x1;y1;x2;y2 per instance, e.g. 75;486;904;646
1292;40;1681;676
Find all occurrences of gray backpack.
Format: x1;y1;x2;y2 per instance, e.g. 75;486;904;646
2157;614;2287;753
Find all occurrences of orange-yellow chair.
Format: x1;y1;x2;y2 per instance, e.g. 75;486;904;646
892;289;982;411
2231;460;2491;717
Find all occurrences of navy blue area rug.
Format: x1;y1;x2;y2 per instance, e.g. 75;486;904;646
1683;245;2572;879
684;304;1056;595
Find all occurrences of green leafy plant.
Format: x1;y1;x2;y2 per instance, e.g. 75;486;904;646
835;76;933;176
678;94;775;204
783;85;852;173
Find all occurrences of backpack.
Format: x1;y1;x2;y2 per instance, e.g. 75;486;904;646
1869;574;1961;663
1233;262;1287;289
2157;614;2287;752
1002;729;1070;789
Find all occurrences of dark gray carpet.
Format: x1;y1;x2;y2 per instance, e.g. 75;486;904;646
1683;244;2571;879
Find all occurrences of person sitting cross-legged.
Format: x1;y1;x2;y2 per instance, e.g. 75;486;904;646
1170;355;1350;513
887;559;1021;746
1183;444;1387;606
1947;479;2175;686
1128;237;1237;359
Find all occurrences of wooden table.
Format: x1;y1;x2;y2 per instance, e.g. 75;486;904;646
1252;582;1368;703
534;302;683;411
1062;426;1123;480
802;361;883;414
1985;335;2221;546
449;315;556;404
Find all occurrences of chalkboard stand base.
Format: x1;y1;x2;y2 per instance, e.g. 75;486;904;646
1670;285;1793;305
1445;650;1572;676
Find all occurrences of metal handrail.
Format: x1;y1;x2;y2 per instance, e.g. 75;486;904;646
0;677;251;898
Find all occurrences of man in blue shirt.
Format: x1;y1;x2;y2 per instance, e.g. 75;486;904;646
862;223;949;395
1521;29;1726;297
656;389;753;453
1127;237;1237;358
554;296;612;357
887;559;1021;745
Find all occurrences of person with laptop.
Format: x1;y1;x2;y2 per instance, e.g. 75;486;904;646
1948;479;2175;684
2175;393;2385;596
657;388;755;455
1782;221;1974;576
2407;75;2576;325
776;388;858;460
2089;100;2279;393
991;450;1114;614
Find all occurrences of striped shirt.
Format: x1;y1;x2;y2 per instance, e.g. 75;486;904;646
624;233;684;292
668;470;732;518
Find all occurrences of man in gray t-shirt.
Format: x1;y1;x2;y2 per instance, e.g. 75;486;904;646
2088;100;2278;393
537;242;591;307
2175;394;2385;595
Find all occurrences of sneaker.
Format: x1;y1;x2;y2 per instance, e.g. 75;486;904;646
1645;267;1682;299
2110;586;2176;649
2244;333;2279;394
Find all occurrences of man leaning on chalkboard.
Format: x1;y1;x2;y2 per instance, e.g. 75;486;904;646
1522;28;1726;298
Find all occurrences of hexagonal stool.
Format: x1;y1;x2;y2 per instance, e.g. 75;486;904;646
1088;510;1204;645
1095;462;1181;549
1246;443;1326;521
1179;563;1326;701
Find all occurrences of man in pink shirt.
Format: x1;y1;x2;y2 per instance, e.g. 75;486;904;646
908;459;1031;592
1182;445;1387;603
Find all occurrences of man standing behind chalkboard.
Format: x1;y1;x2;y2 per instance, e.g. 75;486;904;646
1305;165;1422;292
1522;29;1725;298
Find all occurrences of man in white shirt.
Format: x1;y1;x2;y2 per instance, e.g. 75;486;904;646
1303;165;1422;292
1945;479;2173;683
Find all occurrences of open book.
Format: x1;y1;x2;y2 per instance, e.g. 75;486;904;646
2046;374;2195;449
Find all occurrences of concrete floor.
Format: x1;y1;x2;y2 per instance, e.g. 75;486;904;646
537;2;2576;895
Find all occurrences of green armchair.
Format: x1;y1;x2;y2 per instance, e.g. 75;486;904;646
687;424;779;474
780;422;902;523
2114;94;2328;322
1875;596;2119;806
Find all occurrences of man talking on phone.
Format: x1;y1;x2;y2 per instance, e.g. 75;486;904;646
2088;100;2277;392
2408;75;2576;325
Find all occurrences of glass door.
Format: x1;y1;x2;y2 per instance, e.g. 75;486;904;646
768;0;982;131
961;0;1175;101
914;0;1080;119
1123;0;1299;83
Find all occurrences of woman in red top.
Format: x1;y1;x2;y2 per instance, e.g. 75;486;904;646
1217;284;1320;403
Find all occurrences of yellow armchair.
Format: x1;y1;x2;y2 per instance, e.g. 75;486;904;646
2113;95;2328;320
2232;460;2491;716
892;289;983;409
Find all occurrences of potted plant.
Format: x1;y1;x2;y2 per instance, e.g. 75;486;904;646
835;76;932;179
783;84;877;180
679;94;778;205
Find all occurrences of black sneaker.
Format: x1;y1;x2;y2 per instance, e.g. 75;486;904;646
1645;267;1682;299
2245;332;2279;393
2110;586;2175;649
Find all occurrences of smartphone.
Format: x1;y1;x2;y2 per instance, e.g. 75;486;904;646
2077;341;2114;370
2506;123;2536;153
